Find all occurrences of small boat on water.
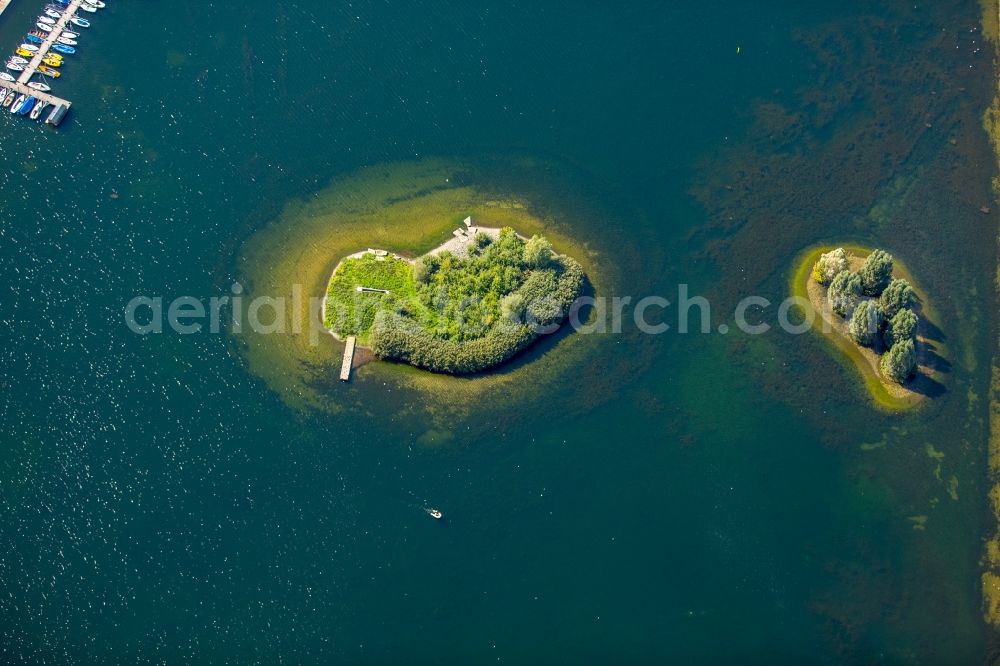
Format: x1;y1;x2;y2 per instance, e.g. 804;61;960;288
27;81;51;92
51;44;75;55
25;34;44;45
85;0;105;7
19;43;40;52
6;62;25;72
44;9;61;18
62;30;79;39
18;97;36;116
42;58;62;68
3;92;15;108
30;101;47;120
10;57;29;65
37;65;60;77
424;507;443;520
78;3;96;12
0;89;8;106
37;16;56;25
0;72;15;82
16;48;36;57
9;94;26;114
70;17;90;27
36;22;53;32
57;36;77;46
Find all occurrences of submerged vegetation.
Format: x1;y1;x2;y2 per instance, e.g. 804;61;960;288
325;228;585;374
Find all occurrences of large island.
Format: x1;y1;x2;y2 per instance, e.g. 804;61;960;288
323;219;585;374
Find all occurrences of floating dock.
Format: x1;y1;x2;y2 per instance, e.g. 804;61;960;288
340;336;357;382
2;0;92;126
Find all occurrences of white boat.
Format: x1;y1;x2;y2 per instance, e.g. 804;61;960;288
27;81;51;92
19;44;40;52
44;9;61;18
57;36;77;46
9;94;26;114
36;22;52;32
86;0;105;7
78;3;96;12
423;507;443;519
62;30;79;39
70;17;90;27
38;16;56;24
0;72;14;82
29;101;46;120
0;90;8;106
9;57;29;66
6;62;25;72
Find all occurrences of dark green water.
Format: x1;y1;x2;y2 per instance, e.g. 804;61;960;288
0;0;996;662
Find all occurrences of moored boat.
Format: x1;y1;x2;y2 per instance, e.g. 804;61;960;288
62;30;79;39
30;100;47;120
19;43;40;52
25;34;44;45
78;3;96;12
27;81;51;92
2;92;14;107
37;65;60;77
10;57;29;65
41;58;62;68
37;16;56;24
44;9;61;18
70;17;90;27
0;72;15;82
6;62;25;72
9;94;26;113
52;44;75;55
0;89;8;106
57;36;77;46
36;22;53;32
18;97;36;116
16;48;36;57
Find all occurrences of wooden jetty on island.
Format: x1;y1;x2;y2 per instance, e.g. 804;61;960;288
1;0;95;127
340;336;357;382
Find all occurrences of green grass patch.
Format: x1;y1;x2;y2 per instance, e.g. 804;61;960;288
324;254;416;342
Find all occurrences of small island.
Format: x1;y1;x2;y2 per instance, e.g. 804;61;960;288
323;218;585;375
795;245;944;409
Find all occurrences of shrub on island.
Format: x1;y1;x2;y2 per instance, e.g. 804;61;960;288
884;308;918;347
811;247;849;285
880;338;916;384
860;249;893;296
828;270;863;317
879;278;914;317
849;300;884;347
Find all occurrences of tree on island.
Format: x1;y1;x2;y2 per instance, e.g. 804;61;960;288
860;249;893;296
849;300;884;347
523;235;554;268
881;339;917;384
879;278;914;317
828;270;863;317
811;247;849;285
884;308;918;347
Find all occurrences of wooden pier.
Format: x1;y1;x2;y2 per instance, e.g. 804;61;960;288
340;336;357;382
3;0;88;125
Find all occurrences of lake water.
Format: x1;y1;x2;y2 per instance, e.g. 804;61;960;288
0;0;996;662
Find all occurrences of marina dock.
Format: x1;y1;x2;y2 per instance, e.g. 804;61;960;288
1;0;96;126
340;336;357;382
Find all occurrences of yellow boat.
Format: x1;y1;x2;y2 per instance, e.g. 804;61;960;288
43;53;63;62
15;48;34;58
37;65;60;78
41;58;61;68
